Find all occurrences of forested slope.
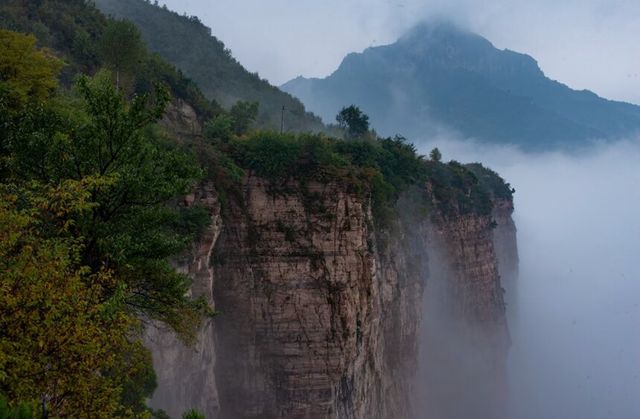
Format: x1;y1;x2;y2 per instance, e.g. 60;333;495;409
95;0;325;133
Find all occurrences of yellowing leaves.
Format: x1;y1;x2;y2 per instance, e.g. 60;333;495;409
0;188;148;417
0;29;63;108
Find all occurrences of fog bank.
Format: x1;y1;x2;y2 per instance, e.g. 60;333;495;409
416;139;640;418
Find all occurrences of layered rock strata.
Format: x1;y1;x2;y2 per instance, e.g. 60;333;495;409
147;176;517;419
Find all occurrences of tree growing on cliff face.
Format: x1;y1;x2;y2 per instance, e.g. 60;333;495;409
336;105;369;139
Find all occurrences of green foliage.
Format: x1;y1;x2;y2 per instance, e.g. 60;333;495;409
8;71;209;340
429;147;442;162
204;113;234;141
0;0;107;78
99;19;144;88
0;0;219;120
229;101;259;135
424;160;494;216
1;50;209;413
336;105;370;139
0;30;63;109
0;188;153;417
226;131;498;226
465;163;515;200
229;132;349;181
0;395;35;419
181;409;205;419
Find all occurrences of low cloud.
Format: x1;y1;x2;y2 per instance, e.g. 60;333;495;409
415;137;640;418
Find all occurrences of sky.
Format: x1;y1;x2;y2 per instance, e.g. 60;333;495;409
158;0;640;103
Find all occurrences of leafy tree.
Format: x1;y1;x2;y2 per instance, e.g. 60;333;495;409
6;71;210;340
0;30;63;109
429;147;442;162
0;186;152;417
204;113;234;141
99;19;144;89
336;105;369;138
229;101;258;135
0;17;215;419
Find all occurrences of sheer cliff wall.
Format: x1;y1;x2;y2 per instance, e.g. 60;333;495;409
145;176;517;419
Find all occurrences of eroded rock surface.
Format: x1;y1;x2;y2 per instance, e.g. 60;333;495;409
146;181;221;418
148;176;517;419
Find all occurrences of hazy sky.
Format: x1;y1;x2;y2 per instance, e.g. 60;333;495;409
160;0;640;104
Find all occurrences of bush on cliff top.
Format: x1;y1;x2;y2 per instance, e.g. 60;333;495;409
210;131;500;224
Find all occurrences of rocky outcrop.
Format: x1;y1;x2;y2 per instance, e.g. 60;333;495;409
162;98;202;138
145;181;221;418
147;176;517;419
492;197;519;308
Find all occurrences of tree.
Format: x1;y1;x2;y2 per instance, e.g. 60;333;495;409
0;23;209;419
4;69;211;337
229;101;258;136
204;113;234;141
0;186;152;417
0;29;62;109
0;29;63;186
429;147;442;162
99;19;144;89
336;105;369;139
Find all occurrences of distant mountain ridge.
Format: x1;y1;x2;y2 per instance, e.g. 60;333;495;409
95;0;325;133
282;22;640;149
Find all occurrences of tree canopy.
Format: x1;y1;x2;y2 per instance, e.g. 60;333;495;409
0;30;63;109
0;28;210;415
99;19;144;88
336;105;370;139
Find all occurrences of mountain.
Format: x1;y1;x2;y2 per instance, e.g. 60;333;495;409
282;22;640;149
94;0;325;133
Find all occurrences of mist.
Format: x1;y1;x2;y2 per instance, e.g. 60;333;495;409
414;138;640;418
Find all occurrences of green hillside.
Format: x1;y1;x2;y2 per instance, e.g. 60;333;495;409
94;0;325;133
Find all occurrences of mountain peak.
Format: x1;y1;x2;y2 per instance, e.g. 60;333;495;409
401;20;469;41
282;24;640;149
396;20;498;64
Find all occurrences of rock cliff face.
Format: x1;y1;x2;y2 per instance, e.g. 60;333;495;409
212;176;423;419
492;198;519;306
146;176;517;419
417;211;510;419
145;181;222;418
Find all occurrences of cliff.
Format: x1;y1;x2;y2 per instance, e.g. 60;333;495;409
145;168;517;419
493;198;519;307
144;181;222;416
